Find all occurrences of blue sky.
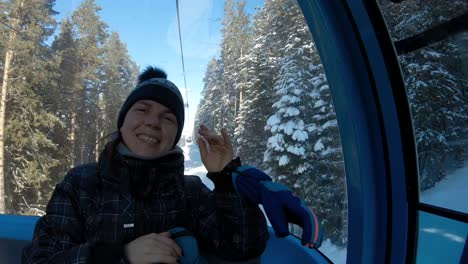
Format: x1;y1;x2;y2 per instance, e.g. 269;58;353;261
53;0;264;136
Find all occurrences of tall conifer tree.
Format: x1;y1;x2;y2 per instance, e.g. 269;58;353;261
0;0;60;213
71;0;108;164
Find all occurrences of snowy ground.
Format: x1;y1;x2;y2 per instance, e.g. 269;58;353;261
420;164;468;213
182;143;214;190
417;164;468;264
182;143;467;264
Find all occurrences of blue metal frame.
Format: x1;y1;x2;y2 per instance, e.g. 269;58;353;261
297;0;418;263
0;215;330;264
0;214;39;241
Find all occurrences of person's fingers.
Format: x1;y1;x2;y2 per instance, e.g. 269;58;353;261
198;136;208;159
198;124;210;136
146;233;159;239
155;233;183;257
159;231;171;237
145;233;181;258
198;125;219;140
198;128;213;139
198;125;229;148
221;128;233;149
202;134;224;146
146;253;179;264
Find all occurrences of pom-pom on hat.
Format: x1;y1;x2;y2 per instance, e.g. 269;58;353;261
117;66;185;147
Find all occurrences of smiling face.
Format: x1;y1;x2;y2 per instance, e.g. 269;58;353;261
120;100;178;157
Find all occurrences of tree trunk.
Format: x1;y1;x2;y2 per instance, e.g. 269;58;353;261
70;111;76;168
0;50;14;213
0;29;18;214
95;116;99;163
80;140;84;164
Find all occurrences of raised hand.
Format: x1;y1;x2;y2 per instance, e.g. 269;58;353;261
197;124;233;172
125;232;182;264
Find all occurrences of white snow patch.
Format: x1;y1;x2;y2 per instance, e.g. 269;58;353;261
307;123;319;132
292;129;308;141
314;139;324;151
267;114;280;127
310;89;320;99
281;95;300;104
277;175;287;180
319;239;347;264
183;143;212;190
420;164;468;213
322;120;337;129
321;147;339;156
279;155;289;166
268;134;285;151
314;99;325;108
319;84;329;91
284;107;300;117
423;50;443;58
287;145;305;156
283;121;296;135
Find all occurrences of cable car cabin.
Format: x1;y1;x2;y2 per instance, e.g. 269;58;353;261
0;0;467;263
0;215;332;263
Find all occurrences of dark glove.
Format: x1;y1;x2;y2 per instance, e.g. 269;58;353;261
232;166;323;248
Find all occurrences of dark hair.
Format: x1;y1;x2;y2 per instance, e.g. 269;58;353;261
98;133;121;163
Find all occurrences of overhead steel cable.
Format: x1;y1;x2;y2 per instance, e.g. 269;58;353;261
175;0;190;112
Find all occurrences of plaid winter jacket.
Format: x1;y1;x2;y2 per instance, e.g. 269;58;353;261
25;146;268;264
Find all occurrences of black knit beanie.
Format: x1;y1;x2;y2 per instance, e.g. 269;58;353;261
117;66;185;147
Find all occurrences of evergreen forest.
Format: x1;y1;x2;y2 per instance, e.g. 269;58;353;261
0;0;466;247
194;0;468;245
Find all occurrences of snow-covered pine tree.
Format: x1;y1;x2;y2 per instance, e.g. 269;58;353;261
194;58;224;137
233;51;262;163
264;53;314;183
380;0;468;190
263;0;346;245
305;58;346;245
234;1;283;167
218;0;252;139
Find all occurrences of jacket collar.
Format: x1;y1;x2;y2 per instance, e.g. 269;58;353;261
98;141;185;199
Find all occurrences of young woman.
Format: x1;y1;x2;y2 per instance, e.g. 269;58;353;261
25;66;268;264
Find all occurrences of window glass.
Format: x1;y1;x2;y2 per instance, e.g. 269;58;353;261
378;1;468;263
192;1;348;262
379;0;468;213
1;0;348;263
417;211;467;264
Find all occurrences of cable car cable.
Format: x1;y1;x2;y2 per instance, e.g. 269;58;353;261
175;0;190;113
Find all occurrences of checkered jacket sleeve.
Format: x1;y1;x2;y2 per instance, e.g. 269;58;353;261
26;165;128;264
185;172;269;261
